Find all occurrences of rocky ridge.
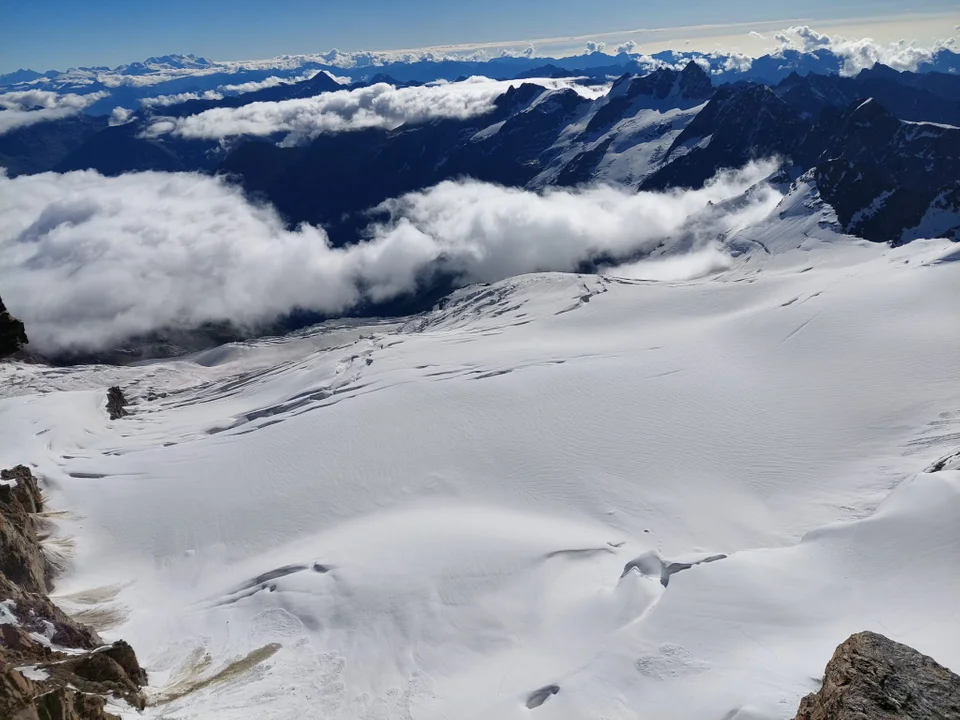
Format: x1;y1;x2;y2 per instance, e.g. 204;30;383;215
0;465;147;720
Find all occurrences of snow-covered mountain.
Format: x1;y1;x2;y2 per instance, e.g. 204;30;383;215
3;26;960;717
2;42;959;115
1;188;958;718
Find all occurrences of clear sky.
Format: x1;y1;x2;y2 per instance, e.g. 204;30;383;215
1;0;957;72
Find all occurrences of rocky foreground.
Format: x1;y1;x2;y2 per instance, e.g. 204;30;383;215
795;631;960;719
0;465;147;720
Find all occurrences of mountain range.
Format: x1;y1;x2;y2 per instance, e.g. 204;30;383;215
3;45;960;114
4;58;957;248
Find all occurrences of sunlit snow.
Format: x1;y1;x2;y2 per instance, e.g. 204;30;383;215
1;186;958;719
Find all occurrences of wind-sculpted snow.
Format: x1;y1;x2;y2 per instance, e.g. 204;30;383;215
143;77;606;143
0;227;958;719
0;161;779;354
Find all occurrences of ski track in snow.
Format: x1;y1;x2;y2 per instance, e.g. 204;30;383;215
1;192;959;719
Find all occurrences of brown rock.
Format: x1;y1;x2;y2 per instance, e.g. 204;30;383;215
0;466;43;515
2;625;43;655
34;687;121;720
1;662;37;720
99;641;147;686
795;631;960;719
0;464;146;718
0;466;48;595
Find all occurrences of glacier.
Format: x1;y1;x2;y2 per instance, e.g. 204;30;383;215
0;187;958;719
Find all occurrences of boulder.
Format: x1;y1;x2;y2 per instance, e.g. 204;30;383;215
795;631;960;719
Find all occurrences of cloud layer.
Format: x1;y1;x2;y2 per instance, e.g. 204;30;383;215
0;90;108;135
0;162;780;354
144;77;601;144
774;25;956;74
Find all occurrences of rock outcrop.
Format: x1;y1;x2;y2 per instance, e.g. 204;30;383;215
0;466;147;720
795;631;960;719
0;295;28;359
105;387;129;420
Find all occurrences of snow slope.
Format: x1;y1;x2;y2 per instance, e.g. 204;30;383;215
1;210;959;718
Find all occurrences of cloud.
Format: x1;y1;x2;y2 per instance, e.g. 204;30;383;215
109;107;133;126
144;77;596;145
606;244;734;281
499;45;537;59
749;31;766;40
585;41;607;54
718;52;753;73
616;40;638;55
217;70;323;94
773;25;956;74
0;90;109;135
140;90;223;107
0;161;780;354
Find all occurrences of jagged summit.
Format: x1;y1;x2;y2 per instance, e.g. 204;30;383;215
610;60;713;102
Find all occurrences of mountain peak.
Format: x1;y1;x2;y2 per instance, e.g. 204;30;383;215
678;60;712;97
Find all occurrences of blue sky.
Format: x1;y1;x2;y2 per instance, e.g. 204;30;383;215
0;0;957;72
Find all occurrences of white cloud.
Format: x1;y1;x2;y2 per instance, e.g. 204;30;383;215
500;45;537;59
217;70;322;94
0;90;108;134
109;107;133;126
585;41;607;54
606;244;734;281
774;25;957;74
0;161;780;353
616;40;638;55
140;90;223;107
722;53;753;72
749;31;767;40
144;77;596;145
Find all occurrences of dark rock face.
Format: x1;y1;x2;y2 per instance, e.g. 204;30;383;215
0;115;109;177
0;466;147;719
106;387;129;420
586;61;713;137
815;99;960;243
642;83;806;191
795;631;960;719
0;296;28;360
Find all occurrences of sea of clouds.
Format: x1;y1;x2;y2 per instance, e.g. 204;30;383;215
142;77;607;144
0;161;781;354
768;25;957;74
0;90;109;135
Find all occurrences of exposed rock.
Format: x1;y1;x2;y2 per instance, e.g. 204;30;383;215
0;465;50;594
1;662;122;720
795;631;960;719
105;387;128;420
0;466;147;718
0;295;28;360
